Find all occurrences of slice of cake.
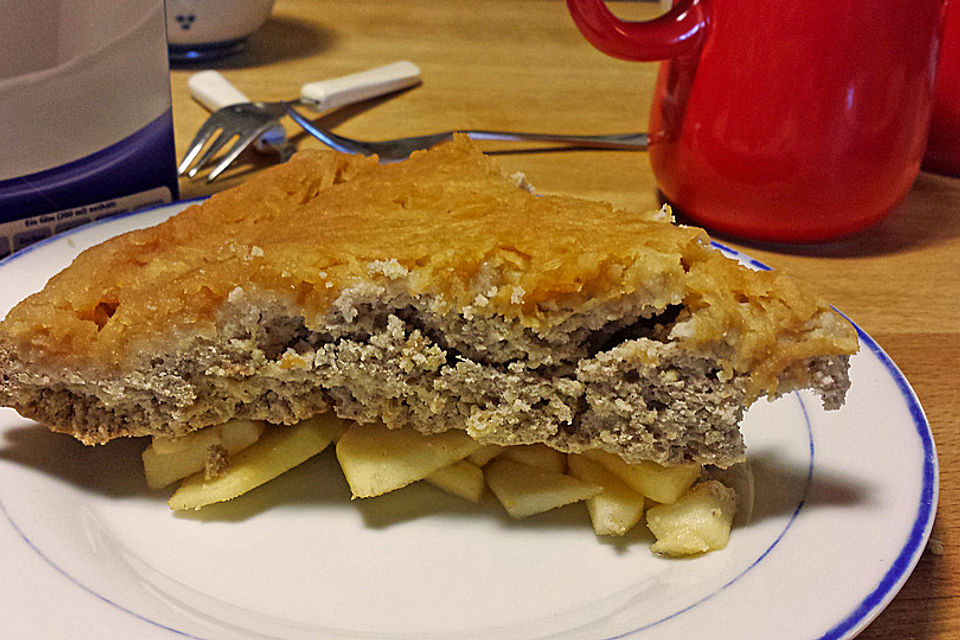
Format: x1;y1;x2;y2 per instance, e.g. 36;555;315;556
0;136;857;469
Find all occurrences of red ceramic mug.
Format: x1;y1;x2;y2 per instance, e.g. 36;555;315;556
567;0;945;243
923;0;960;176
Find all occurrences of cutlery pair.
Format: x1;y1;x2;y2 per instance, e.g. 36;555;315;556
181;63;650;181
180;61;422;181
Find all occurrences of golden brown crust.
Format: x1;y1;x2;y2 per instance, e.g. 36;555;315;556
0;136;857;412
1;139;681;362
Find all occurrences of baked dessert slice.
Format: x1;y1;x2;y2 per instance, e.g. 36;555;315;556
0;136;857;471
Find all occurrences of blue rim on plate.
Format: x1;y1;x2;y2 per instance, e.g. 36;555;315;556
0;203;938;639
817;323;936;639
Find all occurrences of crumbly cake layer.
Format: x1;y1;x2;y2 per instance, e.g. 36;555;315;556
0;285;850;466
0;137;858;466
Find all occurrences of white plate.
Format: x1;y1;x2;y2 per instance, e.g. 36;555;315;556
0;202;938;640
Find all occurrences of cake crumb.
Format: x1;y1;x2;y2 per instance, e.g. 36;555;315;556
368;258;409;279
510;171;535;193
652;204;674;223
204;444;229;480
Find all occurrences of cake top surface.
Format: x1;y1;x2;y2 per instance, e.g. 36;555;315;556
0;136;857;396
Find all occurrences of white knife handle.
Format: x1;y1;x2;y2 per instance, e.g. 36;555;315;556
299;61;421;111
188;70;286;150
188;70;251;110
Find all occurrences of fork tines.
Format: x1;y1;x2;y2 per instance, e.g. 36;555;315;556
178;105;283;182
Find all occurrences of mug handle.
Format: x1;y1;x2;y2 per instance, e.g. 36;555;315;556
566;0;710;61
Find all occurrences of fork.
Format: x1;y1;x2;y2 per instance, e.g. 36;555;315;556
178;99;290;181
178;61;422;181
283;103;649;162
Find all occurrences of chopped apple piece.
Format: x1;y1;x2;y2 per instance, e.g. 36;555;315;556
219;419;269;452
498;443;567;473
336;423;482;498
582;449;701;504
168;414;347;511
646;480;738;556
704;462;754;525
425;460;486;502
466;444;505;467
143;419;266;489
567;454;645;536
150;427;220;457
484;458;600;519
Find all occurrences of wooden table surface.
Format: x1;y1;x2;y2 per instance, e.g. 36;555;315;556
170;1;959;637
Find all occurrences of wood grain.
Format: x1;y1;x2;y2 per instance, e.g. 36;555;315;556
170;1;960;637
